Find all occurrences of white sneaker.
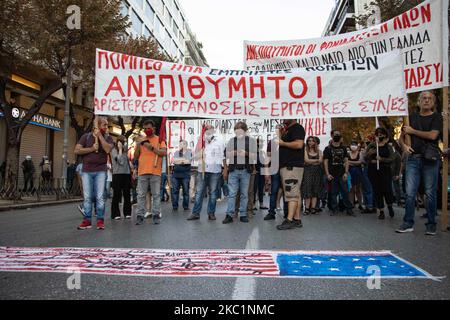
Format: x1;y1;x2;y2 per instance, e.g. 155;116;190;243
114;216;121;220
144;212;152;219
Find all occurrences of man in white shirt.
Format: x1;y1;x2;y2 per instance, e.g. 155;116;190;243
187;124;226;221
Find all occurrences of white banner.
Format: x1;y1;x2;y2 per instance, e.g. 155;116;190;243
166;118;331;166
243;0;448;93
95;49;407;119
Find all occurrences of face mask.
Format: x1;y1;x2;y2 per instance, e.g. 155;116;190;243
100;128;107;135
350;145;358;151
144;128;153;136
333;135;341;143
378;136;385;142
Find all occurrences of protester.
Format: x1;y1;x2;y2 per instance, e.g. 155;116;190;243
134;120;167;225
254;137;268;210
171;140;192;211
390;142;403;206
41;159;52;191
323;130;354;216
301;136;323;215
348;141;364;210
276;119;305;230
397;91;443;235
360;140;376;213
187;124;225;221
264;126;282;220
111;135;132;220
75;117;113;230
66;161;77;191
160;156;170;202
21;155;35;192
365;127;395;219
223;122;256;224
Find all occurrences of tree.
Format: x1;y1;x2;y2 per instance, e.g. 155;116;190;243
0;0;127;199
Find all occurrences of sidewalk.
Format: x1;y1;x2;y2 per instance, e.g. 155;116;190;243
0;196;82;212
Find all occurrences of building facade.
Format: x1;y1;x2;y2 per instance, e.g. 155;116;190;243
121;0;208;66
322;0;377;36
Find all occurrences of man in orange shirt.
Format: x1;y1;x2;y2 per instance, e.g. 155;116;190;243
134;120;167;225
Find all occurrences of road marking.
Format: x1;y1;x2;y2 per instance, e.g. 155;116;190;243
232;226;259;300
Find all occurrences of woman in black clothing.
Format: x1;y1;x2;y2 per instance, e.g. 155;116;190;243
364;127;395;220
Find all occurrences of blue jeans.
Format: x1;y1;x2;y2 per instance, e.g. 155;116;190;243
268;173;281;215
361;167;374;209
216;174;229;199
226;169;251;217
81;171;107;220
403;156;439;228
160;173;169;201
171;176;190;210
192;172;221;216
329;176;353;211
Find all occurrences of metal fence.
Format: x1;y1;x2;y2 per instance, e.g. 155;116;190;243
0;176;82;203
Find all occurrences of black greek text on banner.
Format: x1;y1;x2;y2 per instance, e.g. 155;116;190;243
243;0;448;93
94;48;407;119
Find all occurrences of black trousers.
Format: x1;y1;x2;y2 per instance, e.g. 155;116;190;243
368;165;394;210
23;172;34;191
111;174;132;218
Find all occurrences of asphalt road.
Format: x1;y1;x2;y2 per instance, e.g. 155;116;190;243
0;198;449;300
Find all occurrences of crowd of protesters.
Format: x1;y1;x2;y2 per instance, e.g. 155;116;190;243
74;91;447;235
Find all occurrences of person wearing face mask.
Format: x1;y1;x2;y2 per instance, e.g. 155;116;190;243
111;135;132;220
397;91;443;235
134;119;167;225
171;140;192;212
75;117;114;230
348;141;364;211
365;127;395;220
276;119;306;230
323;130;354;216
223;122;257;224
187;124;226;221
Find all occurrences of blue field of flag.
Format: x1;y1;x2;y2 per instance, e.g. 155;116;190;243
276;252;429;278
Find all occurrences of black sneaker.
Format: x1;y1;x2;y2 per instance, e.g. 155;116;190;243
346;210;356;217
240;216;249;223
152;216;160;225
293;219;303;228
396;225;414;233
264;213;276;220
378;211;385;220
222;215;233;224
276;219;296;230
187;214;200;221
173;207;178;212
208;214;216;221
330;210;338;216
135;216;144;225
388;206;395;218
425;224;437;236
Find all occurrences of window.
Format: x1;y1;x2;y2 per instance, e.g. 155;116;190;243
172;21;179;39
165;10;173;29
144;26;152;38
120;1;129;17
164;29;171;48
152;0;163;14
144;1;155;25
155;16;164;40
131;9;143;35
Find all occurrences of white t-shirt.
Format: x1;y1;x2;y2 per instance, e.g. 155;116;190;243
198;136;225;174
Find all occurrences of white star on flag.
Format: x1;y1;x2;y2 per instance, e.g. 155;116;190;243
329;268;340;271
352;258;360;262
312;260;322;264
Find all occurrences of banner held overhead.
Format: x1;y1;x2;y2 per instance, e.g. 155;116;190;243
95;49;407;119
243;0;448;93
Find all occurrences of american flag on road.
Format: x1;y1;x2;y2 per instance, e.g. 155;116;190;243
0;247;437;279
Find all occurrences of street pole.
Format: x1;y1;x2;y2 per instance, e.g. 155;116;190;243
441;87;448;231
62;62;73;188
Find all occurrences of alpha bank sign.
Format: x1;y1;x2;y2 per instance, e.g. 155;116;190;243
0;107;63;131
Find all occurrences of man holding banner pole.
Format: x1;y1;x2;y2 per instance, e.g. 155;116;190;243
397;91;443;235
